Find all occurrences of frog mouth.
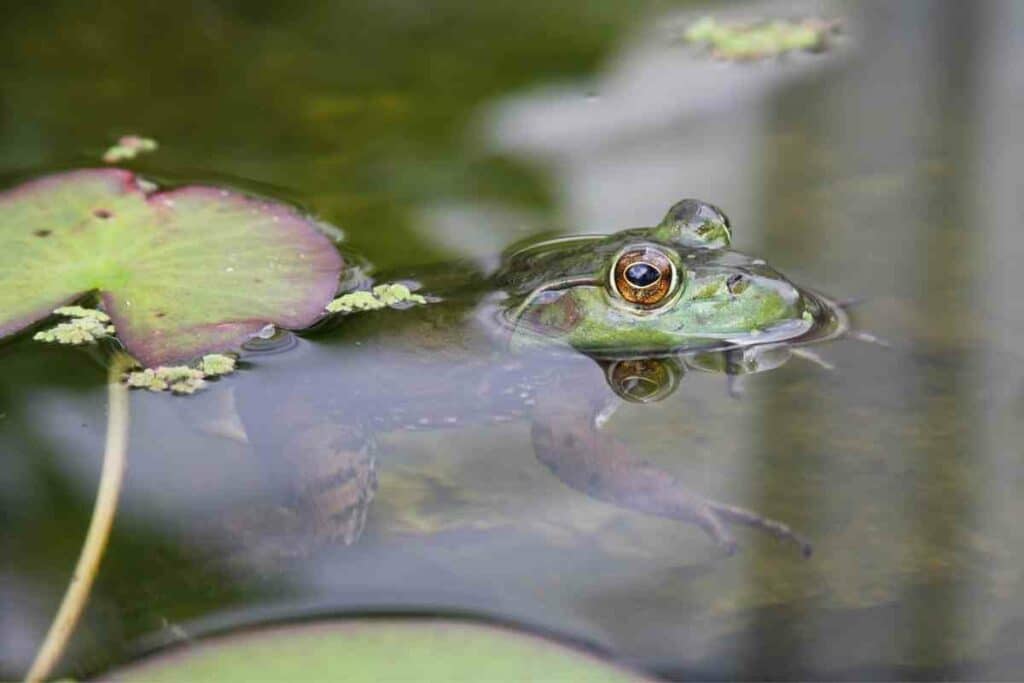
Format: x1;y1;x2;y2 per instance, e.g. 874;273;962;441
476;277;598;353
790;289;850;347
487;276;851;360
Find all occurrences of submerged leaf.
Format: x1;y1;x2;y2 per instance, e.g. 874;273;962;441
0;169;343;366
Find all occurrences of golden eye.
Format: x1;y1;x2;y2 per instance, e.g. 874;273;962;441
611;247;676;307
604;358;682;403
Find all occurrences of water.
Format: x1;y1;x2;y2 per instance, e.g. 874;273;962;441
3;0;1024;679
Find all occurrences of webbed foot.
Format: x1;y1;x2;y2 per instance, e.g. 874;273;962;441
532;407;810;557
703;500;812;557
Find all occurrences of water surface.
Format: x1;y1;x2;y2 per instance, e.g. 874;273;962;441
2;1;1024;679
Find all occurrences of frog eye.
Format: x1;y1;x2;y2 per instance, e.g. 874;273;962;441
610;246;677;308
657;199;732;248
604;358;682;403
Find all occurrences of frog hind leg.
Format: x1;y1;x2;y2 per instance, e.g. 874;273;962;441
704;500;812;557
531;415;810;557
284;424;378;547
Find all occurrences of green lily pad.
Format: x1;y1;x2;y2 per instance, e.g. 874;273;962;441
114;620;646;682
0;169;343;366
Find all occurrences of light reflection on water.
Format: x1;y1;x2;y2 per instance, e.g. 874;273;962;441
2;0;1024;679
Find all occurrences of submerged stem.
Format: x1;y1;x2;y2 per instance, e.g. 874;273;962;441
25;353;133;683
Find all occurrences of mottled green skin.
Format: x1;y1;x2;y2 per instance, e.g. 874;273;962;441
495;199;830;356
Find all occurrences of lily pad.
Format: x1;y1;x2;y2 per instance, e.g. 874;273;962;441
0;169;342;366
114;620;645;682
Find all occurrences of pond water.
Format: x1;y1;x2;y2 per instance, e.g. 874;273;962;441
3;0;1024;679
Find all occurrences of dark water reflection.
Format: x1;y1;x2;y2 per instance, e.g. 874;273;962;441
3;0;1024;679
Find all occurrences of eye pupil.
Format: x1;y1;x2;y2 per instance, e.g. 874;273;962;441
625;262;660;288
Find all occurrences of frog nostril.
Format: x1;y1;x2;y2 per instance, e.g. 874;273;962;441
726;274;749;295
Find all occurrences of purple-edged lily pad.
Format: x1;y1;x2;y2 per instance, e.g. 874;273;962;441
0;169;343;366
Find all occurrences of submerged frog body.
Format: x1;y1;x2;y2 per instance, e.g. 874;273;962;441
234;199;846;558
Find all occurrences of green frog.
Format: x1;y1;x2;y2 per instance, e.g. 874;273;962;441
231;199;846;558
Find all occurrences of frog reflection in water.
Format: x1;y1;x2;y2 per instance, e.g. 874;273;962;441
234;199;846;557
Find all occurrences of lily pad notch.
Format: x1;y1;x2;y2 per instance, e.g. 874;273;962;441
0;168;344;367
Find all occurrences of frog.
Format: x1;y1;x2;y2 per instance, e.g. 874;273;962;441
226;198;847;559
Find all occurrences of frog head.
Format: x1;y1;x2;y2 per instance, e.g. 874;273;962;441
493;199;839;357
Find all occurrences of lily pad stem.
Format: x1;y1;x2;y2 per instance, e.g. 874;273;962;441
25;352;134;682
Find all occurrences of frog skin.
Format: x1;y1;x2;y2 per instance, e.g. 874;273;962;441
233;199;846;558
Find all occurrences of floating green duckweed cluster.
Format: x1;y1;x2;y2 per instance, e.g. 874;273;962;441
328;291;383;313
102;135;159;163
683;16;840;61
33;307;237;394
33;306;115;345
125;366;206;394
124;353;237;395
199;353;237;376
326;283;427;314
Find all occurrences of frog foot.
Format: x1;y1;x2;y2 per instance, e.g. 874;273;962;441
789;347;835;371
834;298;890;348
848;330;891;348
531;415;811;557
701;500;812;557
